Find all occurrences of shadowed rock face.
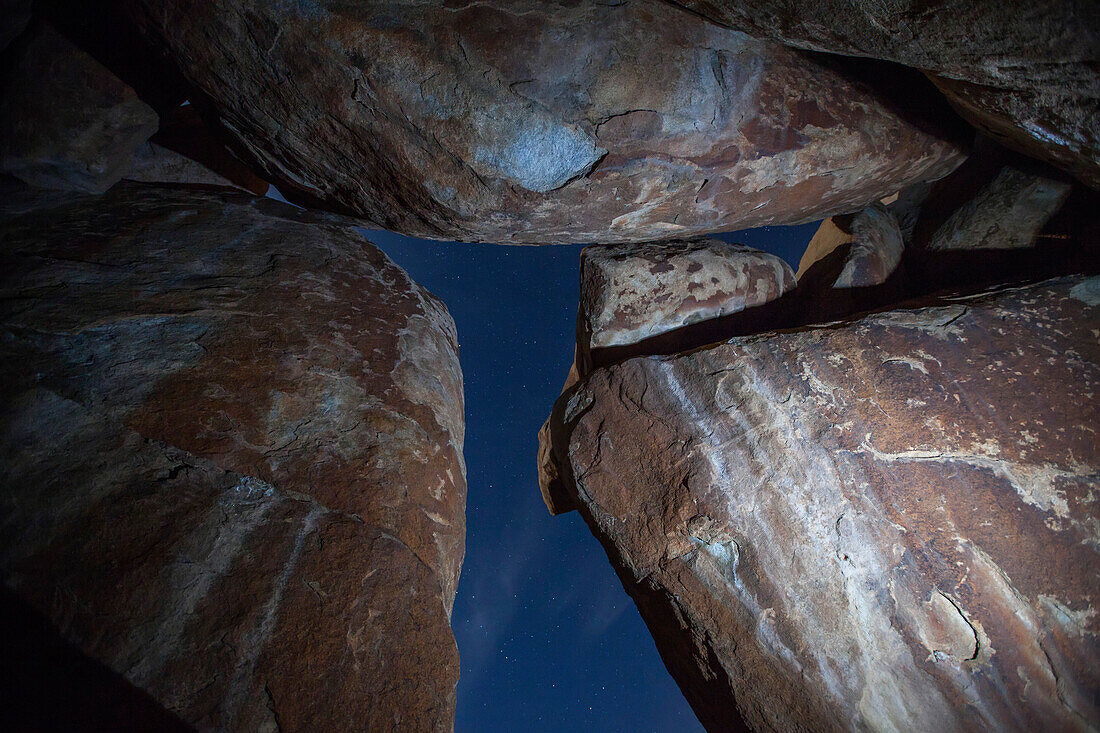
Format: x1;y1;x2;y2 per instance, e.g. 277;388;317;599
128;0;964;244
668;0;1100;189
579;239;794;370
0;182;465;731
0;22;158;193
542;277;1100;732
928;166;1073;251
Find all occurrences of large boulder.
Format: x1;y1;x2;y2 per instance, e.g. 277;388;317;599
541;276;1100;731
127;0;965;243
0;182;465;730
667;0;1100;189
0;22;159;193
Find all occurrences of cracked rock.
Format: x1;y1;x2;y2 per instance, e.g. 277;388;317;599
541;275;1100;731
127;0;965;243
0;181;465;731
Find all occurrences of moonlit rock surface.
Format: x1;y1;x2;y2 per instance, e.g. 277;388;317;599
928;166;1073;251
580;239;795;353
669;0;1100;188
542;276;1100;731
0;182;465;730
127;0;966;244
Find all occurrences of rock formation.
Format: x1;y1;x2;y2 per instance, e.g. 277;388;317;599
667;0;1100;189
541;276;1100;731
0;181;466;730
0;21;158;193
126;0;966;243
928;166;1073;251
797;204;905;288
578;239;794;372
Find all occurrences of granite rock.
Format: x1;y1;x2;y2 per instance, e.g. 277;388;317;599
128;0;965;243
542;276;1100;731
0;182;465;730
0;22;158;193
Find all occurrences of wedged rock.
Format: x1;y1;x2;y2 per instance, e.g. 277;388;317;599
667;0;1100;188
124;142;247;190
0;22;158;193
0;182;465;730
542;276;1100;732
797;204;905;287
579;239;794;371
129;0;965;243
928;166;1073;251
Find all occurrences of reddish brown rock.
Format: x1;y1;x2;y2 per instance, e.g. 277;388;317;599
124;141;250;190
0;22;158;193
0;182;465;730
542;276;1100;731
928;166;1073;251
798;204;905;288
127;0;965;244
578;239;794;371
668;0;1100;188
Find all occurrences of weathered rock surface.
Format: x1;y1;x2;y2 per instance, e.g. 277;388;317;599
579;239;794;370
668;0;1100;188
124;142;247;190
797;204;905;288
0;22;158;193
542;276;1100;731
128;0;965;243
928;166;1073;251
0;182;466;730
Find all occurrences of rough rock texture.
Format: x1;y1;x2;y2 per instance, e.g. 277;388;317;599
128;0;965;243
929;167;1073;251
581;239;794;353
669;0;1100;188
0;182;466;730
124;142;248;190
542;276;1100;731
796;204;905;288
0;22;159;193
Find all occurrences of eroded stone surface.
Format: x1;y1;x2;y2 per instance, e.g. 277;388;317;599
580;239;794;354
0;182;465;730
544;277;1100;732
670;0;1100;188
0;22;158;193
928;166;1073;251
129;0;965;243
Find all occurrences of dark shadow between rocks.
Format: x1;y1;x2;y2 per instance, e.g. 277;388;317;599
0;587;194;732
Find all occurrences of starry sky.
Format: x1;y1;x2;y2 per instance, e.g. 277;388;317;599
365;221;818;732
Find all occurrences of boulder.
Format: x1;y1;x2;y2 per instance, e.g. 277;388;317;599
797;204;905;288
667;0;1100;188
128;0;965;243
0;181;465;730
541;276;1100;731
124;141;250;190
578;239;794;371
928;166;1073;251
0;22;158;193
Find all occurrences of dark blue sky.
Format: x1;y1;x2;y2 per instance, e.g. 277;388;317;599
365;222;818;732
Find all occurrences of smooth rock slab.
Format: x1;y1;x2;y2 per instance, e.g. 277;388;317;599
543;276;1100;732
0;22;158;193
580;239;794;356
669;0;1100;188
928;166;1073;251
129;0;965;243
0;182;465;730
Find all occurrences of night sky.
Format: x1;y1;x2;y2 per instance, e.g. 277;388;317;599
364;221;819;731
